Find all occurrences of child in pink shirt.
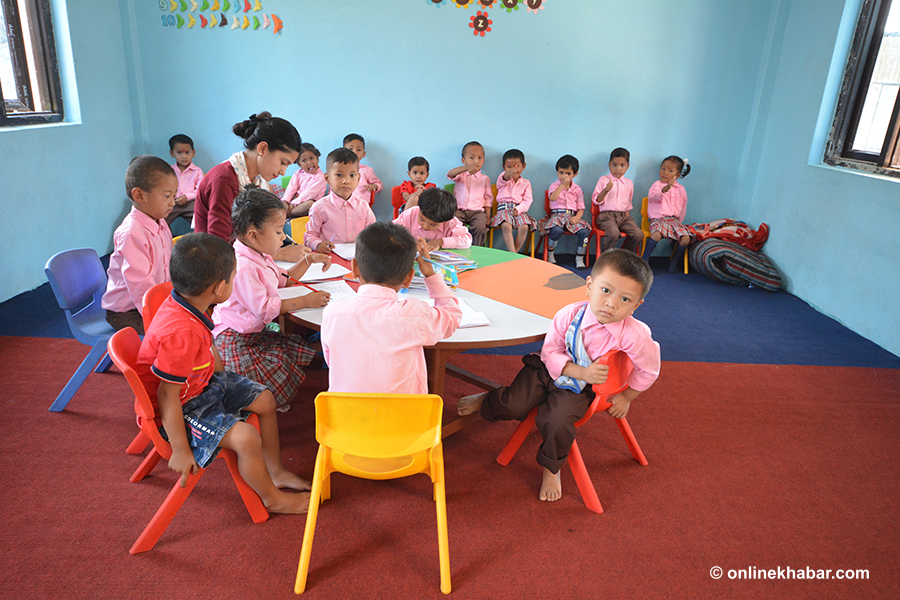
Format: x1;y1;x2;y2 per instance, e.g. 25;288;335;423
283;143;327;218
168;134;203;227
212;188;332;409
490;148;536;253
447;141;493;247
102;155;176;335
321;222;462;394
304;148;376;253
393;188;472;250
400;156;437;212
592;147;643;254
641;155;692;272
343;133;383;207
458;249;660;503
540;154;590;268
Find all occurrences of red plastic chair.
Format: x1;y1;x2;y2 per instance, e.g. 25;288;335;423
390;185;404;218
586;201;626;267
107;327;269;553
495;350;647;514
368;189;376;207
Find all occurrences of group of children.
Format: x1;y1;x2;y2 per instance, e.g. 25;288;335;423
98;111;672;516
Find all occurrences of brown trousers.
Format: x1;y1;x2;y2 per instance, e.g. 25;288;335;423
481;354;594;474
594;210;644;253
455;209;488;247
105;309;144;335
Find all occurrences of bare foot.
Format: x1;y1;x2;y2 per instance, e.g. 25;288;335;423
264;490;311;515
539;468;562;502
457;393;486;416
270;468;312;492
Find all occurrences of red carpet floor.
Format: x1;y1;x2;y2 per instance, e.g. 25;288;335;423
2;337;899;599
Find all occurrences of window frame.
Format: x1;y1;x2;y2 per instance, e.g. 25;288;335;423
0;0;63;127
824;0;900;177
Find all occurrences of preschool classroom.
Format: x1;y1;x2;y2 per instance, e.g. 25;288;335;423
2;1;900;599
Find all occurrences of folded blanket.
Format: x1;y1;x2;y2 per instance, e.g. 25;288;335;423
688;239;782;292
689;219;769;251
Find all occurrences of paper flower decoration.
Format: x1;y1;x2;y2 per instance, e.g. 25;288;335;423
524;0;544;13
478;0;496;8
453;0;474;8
500;0;519;12
469;10;492;36
426;0;446;7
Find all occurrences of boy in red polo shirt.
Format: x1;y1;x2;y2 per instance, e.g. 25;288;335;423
135;232;310;514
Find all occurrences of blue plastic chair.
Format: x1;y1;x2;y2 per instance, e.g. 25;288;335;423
44;248;115;412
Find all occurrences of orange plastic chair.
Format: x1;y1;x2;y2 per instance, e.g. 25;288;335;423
641;197;688;274
391;185;404;218
107;327;268;553
586;200;626;266
495;350;647;514
295;392;450;594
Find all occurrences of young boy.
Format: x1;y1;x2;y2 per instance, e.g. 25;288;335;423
401;156;437;211
458;249;660;503
393;187;473;251
543;154;590;268
343;133;383;206
102;155;176;335
304;147;376;253
168;134;203;226
490;148;536;253
592;147;643;254
136;232;310;514
321;222;462;394
447;141;493;247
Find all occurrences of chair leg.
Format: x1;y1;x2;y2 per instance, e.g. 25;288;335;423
615;417;648;466
566;440;603;514
49;339;109;412
126;431;151;455
130;447;162;483
432;444;451;595
496;407;538;466
94;351;113;373
222;448;269;523
130;468;203;554
295;446;327;594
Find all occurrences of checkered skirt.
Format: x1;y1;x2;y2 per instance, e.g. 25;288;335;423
489;202;537;230
214;328;315;406
649;216;693;240
538;210;591;235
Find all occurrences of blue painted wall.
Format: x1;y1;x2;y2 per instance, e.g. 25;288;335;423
1;0;897;356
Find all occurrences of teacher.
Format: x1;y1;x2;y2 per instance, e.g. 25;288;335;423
194;111;306;261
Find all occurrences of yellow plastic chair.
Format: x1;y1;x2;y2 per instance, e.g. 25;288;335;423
290;217;310;242
640;196;688;274
294;392;450;595
487;184;535;256
172;235;184;246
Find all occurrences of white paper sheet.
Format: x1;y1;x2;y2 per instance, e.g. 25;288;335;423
278;280;357;311
274;261;350;282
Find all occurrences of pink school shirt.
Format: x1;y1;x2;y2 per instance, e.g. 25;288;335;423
451;171;494;211
350;164;383;205
101;207;173;314
212;240;285;336
304;191;376;249
541;301;660;392
283;169;327;205
173;162;203;201
592;175;634;213
548;181;585;212
647;180;687;222
321;275;462;394
392;206;473;249
496;173;533;213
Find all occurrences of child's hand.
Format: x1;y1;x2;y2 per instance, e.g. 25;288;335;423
168;448;200;488
569;216;580;225
283;200;294;215
503;168;517;181
606;392;632;419
316;241;335;254
582;359;609;385
366;183;378;192
511;208;519;216
604;181;614;193
415;237;435;278
303;290;331;308
426;239;443;252
175;194;188;206
309;252;332;272
467;164;480;175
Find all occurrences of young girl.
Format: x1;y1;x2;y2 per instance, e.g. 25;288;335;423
490;148;537;253
283;143;327;218
540;154;590;268
642;155;692;272
212;188;332;410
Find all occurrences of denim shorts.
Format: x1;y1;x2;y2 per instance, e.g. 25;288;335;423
160;371;267;468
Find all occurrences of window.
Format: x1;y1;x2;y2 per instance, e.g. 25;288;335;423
0;0;63;126
825;0;900;176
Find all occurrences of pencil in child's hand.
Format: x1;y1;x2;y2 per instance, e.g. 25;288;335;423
283;272;318;292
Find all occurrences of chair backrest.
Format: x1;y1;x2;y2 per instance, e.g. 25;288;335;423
640;197;650;229
45;248;107;315
142;282;174;333
391;185;403;218
282;175;292;190
544;190;551;218
368;190;376;207
291;216;311;240
315;392;443;459
591;195;601;219
443;183;455;194
579;350;634;424
107;328;168;448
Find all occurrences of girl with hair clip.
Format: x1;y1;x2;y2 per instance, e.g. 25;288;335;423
212;187;332;411
283;143;327;218
641;155;693;272
194;111;307;262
